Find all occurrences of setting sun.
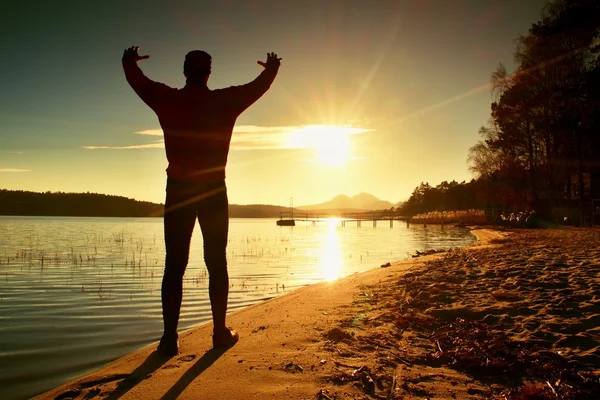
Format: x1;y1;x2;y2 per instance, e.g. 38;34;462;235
286;125;367;166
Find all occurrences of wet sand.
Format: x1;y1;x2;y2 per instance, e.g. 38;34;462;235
36;228;600;399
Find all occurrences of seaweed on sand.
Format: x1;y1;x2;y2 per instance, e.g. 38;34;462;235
421;318;600;399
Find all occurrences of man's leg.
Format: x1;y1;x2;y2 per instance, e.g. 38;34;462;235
196;183;235;346
161;180;196;352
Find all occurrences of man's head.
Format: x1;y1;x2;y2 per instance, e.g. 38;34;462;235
184;50;212;81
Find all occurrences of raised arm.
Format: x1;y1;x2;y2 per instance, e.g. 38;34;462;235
122;46;171;108
122;46;152;95
225;52;282;113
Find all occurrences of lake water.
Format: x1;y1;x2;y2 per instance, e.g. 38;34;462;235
0;216;475;399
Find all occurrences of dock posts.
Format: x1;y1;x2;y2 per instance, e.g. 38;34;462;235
337;213;411;229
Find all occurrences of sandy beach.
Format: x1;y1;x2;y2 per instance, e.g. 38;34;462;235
37;228;600;399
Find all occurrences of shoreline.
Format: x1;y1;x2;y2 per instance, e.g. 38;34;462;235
35;228;487;400
36;227;600;399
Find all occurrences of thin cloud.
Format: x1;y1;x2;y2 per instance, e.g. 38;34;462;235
6;151;24;154
231;126;297;150
0;168;30;172
135;129;163;136
83;141;164;150
84;125;370;151
134;125;298;137
234;125;300;133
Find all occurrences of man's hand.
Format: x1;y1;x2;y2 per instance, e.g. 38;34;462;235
123;46;150;62
257;52;281;70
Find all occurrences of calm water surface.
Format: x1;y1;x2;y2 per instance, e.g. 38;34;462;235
0;216;475;399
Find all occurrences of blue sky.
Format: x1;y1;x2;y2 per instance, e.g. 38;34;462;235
0;0;546;205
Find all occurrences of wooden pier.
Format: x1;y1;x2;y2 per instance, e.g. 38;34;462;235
339;211;409;227
276;212;327;226
276;211;409;227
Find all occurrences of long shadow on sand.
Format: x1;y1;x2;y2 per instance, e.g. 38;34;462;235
160;348;227;400
104;351;170;400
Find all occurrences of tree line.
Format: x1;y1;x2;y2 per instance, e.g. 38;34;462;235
467;0;599;222
0;189;291;218
399;0;600;224
397;180;479;217
0;189;164;217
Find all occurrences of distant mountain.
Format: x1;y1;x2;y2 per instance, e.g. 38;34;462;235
298;193;393;212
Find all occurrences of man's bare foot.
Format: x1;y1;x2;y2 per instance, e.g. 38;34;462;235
212;328;239;349
157;333;179;357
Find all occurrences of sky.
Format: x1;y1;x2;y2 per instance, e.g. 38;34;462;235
0;0;547;206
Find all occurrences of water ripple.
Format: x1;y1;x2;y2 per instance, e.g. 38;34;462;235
0;216;475;399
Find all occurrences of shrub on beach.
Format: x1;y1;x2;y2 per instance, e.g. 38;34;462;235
410;209;487;225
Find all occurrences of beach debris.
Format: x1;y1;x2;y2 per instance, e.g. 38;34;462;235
395;313;436;331
325;341;342;355
324;327;353;343
381;262;391;268
284;362;304;372
435;339;443;354
329;365;378;395
545;380;558;397
251;325;267;333
426;318;529;374
352;365;375;393
411;248;448;258
420;318;600;399
323;230;600;399
317;389;333;399
319;359;327;365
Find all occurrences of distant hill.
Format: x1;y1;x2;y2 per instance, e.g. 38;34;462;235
0;189;164;217
298;192;393;213
0;189;395;218
0;189;291;218
229;204;291;218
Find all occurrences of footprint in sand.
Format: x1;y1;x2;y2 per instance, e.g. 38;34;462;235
79;374;131;388
162;354;196;369
55;375;131;400
177;354;196;363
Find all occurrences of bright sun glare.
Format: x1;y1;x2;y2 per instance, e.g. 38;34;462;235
286;125;366;166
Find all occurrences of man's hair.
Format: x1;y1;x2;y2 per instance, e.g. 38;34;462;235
184;50;212;77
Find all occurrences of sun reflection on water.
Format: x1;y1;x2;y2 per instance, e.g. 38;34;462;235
320;218;342;281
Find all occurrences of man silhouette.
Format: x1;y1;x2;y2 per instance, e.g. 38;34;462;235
122;46;281;356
